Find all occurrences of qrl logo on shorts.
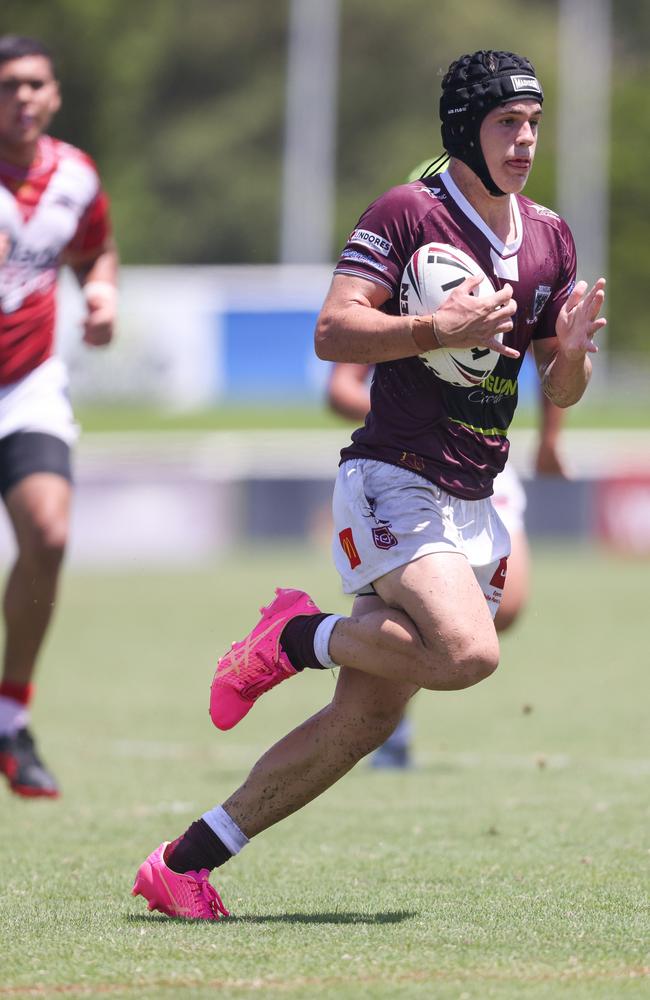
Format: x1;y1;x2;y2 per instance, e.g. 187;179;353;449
339;527;361;569
372;525;398;550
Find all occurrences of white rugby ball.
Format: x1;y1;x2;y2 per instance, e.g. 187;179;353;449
400;242;501;388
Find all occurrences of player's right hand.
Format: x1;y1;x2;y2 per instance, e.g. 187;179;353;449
432;276;520;357
82;281;117;347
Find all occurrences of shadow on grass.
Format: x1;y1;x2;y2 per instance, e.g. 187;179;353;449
127;909;415;926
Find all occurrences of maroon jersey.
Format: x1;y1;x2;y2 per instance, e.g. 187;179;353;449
334;169;576;499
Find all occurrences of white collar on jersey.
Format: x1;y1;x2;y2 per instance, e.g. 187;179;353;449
438;168;523;260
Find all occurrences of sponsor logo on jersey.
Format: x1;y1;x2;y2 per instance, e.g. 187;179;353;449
399;451;425;473
531;284;552;323
468;374;518;406
0;238;60;313
7;244;59;269
480;373;517;396
372;525;398;550
339;527;361;569
349;229;392;257
510;75;541;94
340;249;388;273
413;184;446;201
52;194;79;211
532;203;559;219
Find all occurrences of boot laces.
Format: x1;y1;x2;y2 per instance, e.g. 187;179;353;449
190;873;229;918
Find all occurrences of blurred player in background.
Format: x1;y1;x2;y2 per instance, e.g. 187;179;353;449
328;360;566;767
0;36;118;797
133;49;605;919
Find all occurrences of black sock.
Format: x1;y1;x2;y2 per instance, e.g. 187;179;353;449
280;612;331;671
165;819;233;873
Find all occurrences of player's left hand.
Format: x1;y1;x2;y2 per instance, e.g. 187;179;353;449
555;278;606;362
83;285;116;346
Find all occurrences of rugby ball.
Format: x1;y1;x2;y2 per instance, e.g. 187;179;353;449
400;242;501;388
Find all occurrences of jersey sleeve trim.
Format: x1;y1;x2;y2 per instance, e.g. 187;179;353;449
332;267;394;294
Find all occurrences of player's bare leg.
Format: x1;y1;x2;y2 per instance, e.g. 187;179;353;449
224;599;418;837
328;552;500;691
211;550;500;737
224;551;502;834
210;552;497;730
371;527;529;769
134;594;418;918
0;474;70;797
372;525;527;768
3;474;69;683
133;559;500;919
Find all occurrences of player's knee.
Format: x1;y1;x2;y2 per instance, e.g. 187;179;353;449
459;646;499;688
21;517;68;568
422;637;499;691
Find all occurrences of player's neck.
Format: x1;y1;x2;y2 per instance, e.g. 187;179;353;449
448;160;515;243
0;136;40;170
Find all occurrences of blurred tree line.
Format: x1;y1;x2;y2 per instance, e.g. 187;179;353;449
3;0;649;355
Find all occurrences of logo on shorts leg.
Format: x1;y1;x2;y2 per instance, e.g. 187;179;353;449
339;527;361;569
490;556;508;588
372;525;398;550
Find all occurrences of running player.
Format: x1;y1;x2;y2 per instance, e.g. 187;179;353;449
0;36;118;797
133;49;605;919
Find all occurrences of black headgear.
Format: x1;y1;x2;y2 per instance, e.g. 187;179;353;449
440;50;543;197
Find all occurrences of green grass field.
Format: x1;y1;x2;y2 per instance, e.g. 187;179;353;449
1;544;648;999
73;400;650;434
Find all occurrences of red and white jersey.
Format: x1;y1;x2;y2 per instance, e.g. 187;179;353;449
0;135;111;385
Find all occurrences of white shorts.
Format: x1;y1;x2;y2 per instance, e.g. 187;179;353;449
0;357;78;445
491;462;527;535
332;459;511;619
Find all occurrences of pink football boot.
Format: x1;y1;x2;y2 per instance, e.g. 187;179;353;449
210;587;321;730
132;842;229;920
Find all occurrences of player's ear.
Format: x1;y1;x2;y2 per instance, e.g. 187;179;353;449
49;80;62;116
